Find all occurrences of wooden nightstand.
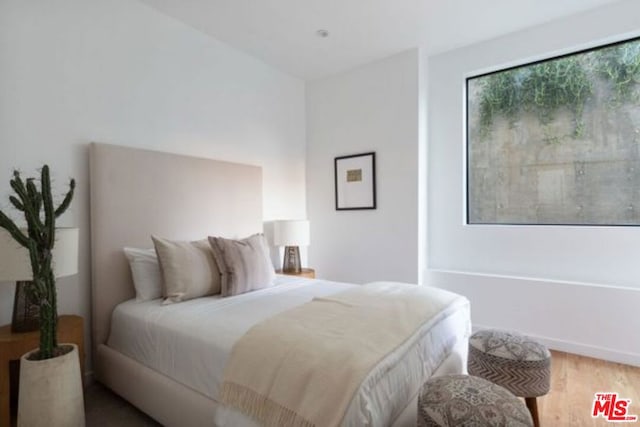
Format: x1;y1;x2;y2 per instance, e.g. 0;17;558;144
276;268;316;279
0;315;84;427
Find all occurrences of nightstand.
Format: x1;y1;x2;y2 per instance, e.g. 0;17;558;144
276;268;316;279
0;315;84;427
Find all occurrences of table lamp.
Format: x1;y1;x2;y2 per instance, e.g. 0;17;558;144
273;220;310;273
0;227;79;333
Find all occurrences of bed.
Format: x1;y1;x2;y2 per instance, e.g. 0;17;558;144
89;142;471;427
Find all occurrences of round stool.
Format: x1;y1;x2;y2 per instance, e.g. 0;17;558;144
468;330;551;427
418;374;533;427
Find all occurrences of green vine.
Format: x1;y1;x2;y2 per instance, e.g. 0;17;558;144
476;39;640;140
478;70;520;137
595;42;640;105
520;57;592;134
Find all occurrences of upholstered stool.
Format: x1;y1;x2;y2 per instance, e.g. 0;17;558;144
417;374;533;426
468;330;551;427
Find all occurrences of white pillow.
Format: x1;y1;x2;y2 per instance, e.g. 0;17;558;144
123;247;163;301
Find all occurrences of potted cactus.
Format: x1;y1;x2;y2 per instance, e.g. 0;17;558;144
0;165;84;427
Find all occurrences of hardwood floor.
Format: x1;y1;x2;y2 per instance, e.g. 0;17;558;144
75;351;640;426
538;351;640;426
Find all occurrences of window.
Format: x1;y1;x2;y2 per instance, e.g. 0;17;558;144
467;37;640;225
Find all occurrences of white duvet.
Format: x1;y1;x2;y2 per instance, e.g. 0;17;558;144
107;276;470;426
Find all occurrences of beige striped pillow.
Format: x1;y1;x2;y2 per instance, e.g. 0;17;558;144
208;234;275;297
152;236;221;303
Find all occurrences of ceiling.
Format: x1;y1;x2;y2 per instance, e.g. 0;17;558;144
137;0;623;80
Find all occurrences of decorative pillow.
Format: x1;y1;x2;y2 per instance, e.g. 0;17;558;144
152;236;222;304
123;247;163;301
208;234;275;297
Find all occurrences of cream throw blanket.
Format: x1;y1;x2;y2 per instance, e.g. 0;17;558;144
219;282;460;427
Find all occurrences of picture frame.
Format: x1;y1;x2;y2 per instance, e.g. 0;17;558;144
334;152;376;210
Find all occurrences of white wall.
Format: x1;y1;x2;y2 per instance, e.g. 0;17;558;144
0;0;306;368
427;0;640;366
306;49;422;284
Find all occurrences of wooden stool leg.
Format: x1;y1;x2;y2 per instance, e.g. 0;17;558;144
525;397;540;427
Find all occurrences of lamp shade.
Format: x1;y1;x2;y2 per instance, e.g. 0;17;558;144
273;220;310;247
0;227;79;281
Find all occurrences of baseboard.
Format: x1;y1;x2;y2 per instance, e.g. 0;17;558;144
472;324;640;368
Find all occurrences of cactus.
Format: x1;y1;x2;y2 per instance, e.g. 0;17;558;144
0;165;75;360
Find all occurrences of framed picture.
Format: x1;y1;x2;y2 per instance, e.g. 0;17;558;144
334;152;376;210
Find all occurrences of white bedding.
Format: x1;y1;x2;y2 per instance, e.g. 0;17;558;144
107;276;471;426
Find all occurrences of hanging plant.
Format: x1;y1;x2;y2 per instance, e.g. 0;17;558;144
595;42;640;105
477;56;593;138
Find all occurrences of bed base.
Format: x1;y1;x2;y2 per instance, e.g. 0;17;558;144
97;338;468;427
97;345;215;425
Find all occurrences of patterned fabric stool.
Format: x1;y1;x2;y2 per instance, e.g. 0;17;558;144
468;330;551;427
417;374;533;426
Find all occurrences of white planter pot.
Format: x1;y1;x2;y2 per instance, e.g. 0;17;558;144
18;343;85;427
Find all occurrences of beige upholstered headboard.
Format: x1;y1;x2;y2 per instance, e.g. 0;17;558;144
89;143;262;360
